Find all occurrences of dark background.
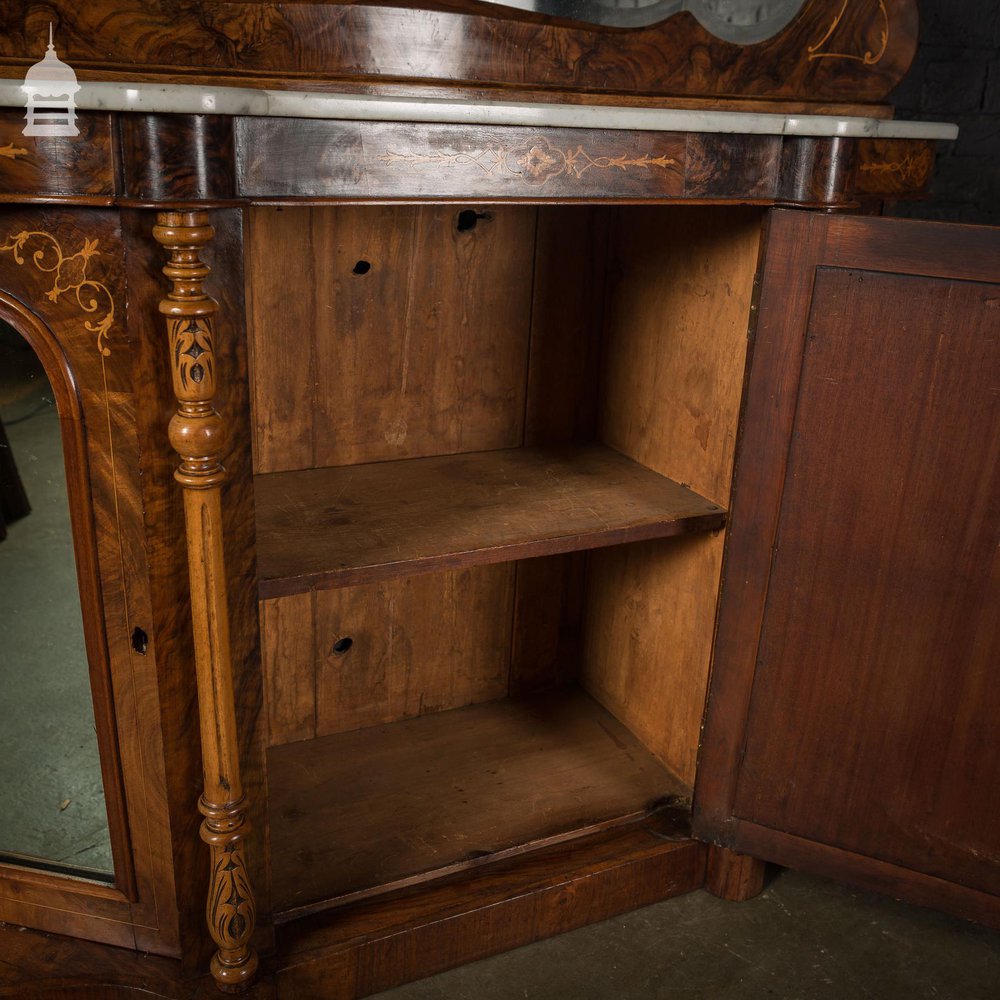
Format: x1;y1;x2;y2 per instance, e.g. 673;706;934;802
892;0;1000;223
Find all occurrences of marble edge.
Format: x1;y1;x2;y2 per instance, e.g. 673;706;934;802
0;79;960;141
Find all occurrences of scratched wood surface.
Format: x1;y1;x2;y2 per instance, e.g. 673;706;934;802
267;690;691;914
254;444;725;597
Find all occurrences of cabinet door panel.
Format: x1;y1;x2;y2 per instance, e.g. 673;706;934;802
695;211;1000;922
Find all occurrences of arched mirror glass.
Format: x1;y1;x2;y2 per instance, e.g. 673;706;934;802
0;319;113;880
478;0;809;40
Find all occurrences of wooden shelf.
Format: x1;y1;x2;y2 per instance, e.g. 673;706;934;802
267;690;690;917
275;812;704;995
255;444;725;598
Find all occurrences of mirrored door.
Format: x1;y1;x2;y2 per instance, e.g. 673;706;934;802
0;319;113;881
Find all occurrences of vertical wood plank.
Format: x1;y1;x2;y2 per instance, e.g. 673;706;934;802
584;206;763;786
509;554;586;696
314;565;515;738
260;593;317;746
599;206;763;505
247;205;537;474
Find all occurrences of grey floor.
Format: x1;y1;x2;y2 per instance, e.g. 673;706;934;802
374;868;1000;1000
0;326;113;874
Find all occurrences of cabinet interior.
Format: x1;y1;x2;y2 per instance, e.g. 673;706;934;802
246;203;764;919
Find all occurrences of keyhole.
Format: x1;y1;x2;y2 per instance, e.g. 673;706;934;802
456;209;491;233
131;627;148;655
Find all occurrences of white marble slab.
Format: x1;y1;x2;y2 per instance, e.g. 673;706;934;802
0;79;959;141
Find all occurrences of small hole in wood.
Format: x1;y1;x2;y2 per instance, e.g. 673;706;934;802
456;210;491;233
131;627;148;656
352;260;371;275
332;636;354;656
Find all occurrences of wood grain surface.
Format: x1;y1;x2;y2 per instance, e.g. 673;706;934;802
254;444;725;596
273;810;704;998
238;120;916;205
583;206;762;786
0;0;917;102
120;116;236;203
261;565;514;746
705;845;766;901
734;266;1000;894
0;813;703;999
247;204;535;473
0;208;179;952
695;211;1000;928
0;111;115;199
122;207;270;965
267;690;690;915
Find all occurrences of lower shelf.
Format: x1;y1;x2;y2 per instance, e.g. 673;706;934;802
276;811;706;1000
267;690;690;917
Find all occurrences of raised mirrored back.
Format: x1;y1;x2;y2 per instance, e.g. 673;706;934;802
475;0;809;40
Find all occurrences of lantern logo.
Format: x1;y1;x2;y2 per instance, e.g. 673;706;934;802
21;26;80;137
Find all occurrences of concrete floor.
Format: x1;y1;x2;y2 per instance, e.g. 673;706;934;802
374;868;1000;1000
0;324;113;875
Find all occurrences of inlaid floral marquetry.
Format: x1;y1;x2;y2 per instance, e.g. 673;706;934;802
859;153;931;179
855;140;935;197
0;230;115;356
378;136;678;186
807;0;889;65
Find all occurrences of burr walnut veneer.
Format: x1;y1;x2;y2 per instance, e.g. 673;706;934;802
0;1;996;997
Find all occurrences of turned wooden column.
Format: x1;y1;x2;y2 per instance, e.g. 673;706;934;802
152;210;258;992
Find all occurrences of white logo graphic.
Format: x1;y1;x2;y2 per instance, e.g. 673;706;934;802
21;25;80;137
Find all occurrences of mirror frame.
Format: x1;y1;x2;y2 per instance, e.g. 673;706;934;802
0;292;136;899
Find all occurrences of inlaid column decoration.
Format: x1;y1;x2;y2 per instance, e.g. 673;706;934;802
152;210;258;993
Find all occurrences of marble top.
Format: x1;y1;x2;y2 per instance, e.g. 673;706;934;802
0;79;959;141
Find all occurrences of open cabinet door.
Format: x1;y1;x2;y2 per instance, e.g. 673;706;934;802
694;210;1000;928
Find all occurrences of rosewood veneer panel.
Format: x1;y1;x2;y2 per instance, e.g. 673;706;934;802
0;111;114;199
0;0;916;101
733;267;1000;895
696;211;1000;927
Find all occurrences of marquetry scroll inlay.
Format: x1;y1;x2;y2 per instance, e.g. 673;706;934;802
0;142;28;159
807;0;889;65
378;135;678;185
859;148;934;181
153;210;258;993
0;230;115;356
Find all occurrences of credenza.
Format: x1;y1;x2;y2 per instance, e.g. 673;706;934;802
0;1;996;996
